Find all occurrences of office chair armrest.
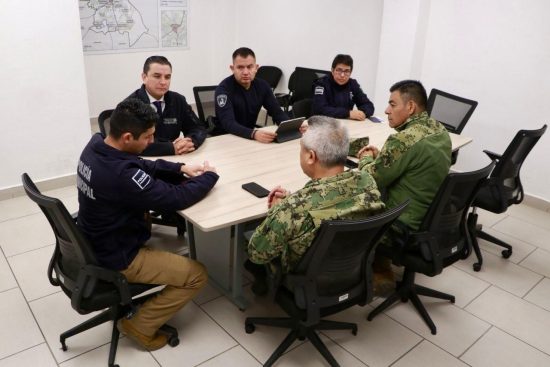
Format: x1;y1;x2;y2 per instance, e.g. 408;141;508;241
483;150;502;161
73;264;133;309
409;231;443;274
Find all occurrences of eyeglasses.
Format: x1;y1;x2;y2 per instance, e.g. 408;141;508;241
333;68;352;76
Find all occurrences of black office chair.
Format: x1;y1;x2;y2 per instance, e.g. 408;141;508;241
277;67;329;112
21;173;179;367
426;88;478;165
290;98;313;119
367;162;494;335
245;201;409;367
257;66;282;91
98;109;114;137
257;66;283;125
468;124;547;271
193;85;220;135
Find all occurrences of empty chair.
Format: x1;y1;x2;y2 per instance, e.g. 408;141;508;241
427;88;478;164
192;85;218;134
256;65;282;91
367;163;494;335
468;124;547;271
98;109;114;137
277;67;330;112
291;98;313;119
21;173;179;367
256;66;283;125
245;201;408;367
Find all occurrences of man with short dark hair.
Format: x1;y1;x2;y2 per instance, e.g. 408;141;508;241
128;55;206;156
215;47;290;143
246;115;384;293
77;98;218;350
357;80;451;292
312;54;375;120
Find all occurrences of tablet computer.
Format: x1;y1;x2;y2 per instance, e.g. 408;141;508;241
274;117;305;143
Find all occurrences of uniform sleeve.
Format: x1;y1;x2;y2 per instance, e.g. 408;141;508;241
141;142;176;156
247;202;298;265
119;165;219;213
359;135;411;189
311;79;350;119
179;96;207;148
261;83;290;124
215;85;254;139
351;80;375;117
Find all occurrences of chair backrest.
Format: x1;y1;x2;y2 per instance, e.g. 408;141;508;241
426;88;478;134
289;67;330;104
418;162;495;272
256;66;282;90
193;85;217;124
98;109;114;137
291;201;409;311
487;124;547;206
21;173;99;298
291;98;313;119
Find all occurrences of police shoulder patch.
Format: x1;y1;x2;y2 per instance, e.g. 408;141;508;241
132;169;151;190
314;86;324;95
216;94;227;107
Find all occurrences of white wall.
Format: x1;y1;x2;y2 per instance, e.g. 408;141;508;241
84;0;238;117
420;0;550;200
376;0;550;201
0;1;91;190
234;0;384;104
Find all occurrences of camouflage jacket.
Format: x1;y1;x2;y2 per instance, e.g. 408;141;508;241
248;170;385;272
359;111;451;230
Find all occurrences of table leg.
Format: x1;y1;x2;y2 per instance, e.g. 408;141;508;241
186;222;249;310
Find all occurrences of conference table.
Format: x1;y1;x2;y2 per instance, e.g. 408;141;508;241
153;119;472;309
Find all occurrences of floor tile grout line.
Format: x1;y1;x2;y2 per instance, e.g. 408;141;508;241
386;338;423;367
492;325;550;359
457;324;493;360
317;329;370;367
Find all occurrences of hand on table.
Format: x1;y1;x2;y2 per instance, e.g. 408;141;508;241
357;145;379;159
267;185;289;208
173;137;195;154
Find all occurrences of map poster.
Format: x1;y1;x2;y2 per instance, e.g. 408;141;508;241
79;0;189;53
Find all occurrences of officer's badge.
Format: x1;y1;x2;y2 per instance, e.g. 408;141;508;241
314;86;324;95
217;94;227;107
350;92;354;99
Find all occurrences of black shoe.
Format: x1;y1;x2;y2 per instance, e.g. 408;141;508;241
244;260;268;296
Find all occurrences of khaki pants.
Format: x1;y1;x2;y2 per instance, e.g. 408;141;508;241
120;247;207;336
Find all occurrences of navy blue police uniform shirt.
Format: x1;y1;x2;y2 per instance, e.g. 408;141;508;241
214;76;290;139
312;75;375;119
76;133;219;270
128;85;207;156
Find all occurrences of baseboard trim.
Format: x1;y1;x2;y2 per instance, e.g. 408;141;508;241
523;194;550;212
0;174;76;201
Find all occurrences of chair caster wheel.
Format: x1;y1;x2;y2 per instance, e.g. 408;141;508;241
366;314;374;321
245;323;255;334
473;263;481;272
168;336;179;347
401;297;408;303
502;249;512;259
352;326;358;336
60;340;67;352
450;297;455;304
298;336;306;341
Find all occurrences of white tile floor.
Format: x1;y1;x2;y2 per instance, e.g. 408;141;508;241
1;186;550;366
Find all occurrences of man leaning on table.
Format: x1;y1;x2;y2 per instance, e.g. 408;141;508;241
215;47;290;143
77;98;219;350
245;115;385;294
357;79;451;293
128;55;207;156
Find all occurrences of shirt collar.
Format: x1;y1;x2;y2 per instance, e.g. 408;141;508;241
145;89;165;104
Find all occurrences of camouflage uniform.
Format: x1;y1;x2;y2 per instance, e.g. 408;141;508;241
359;111;451;231
248;170;385;273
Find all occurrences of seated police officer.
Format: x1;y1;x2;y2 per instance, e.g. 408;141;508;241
128;55;207;156
77;98;218;350
312;54;375;121
215;47;290;143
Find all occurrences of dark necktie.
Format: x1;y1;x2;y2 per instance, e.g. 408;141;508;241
152;101;163;116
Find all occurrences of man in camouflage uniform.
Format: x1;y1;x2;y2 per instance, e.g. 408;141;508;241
247;116;385;291
357;80;451;293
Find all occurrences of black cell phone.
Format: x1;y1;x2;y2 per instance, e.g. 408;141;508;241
345;159;359;169
242;182;270;198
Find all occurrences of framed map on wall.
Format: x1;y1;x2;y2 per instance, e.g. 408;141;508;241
79;0;189;53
